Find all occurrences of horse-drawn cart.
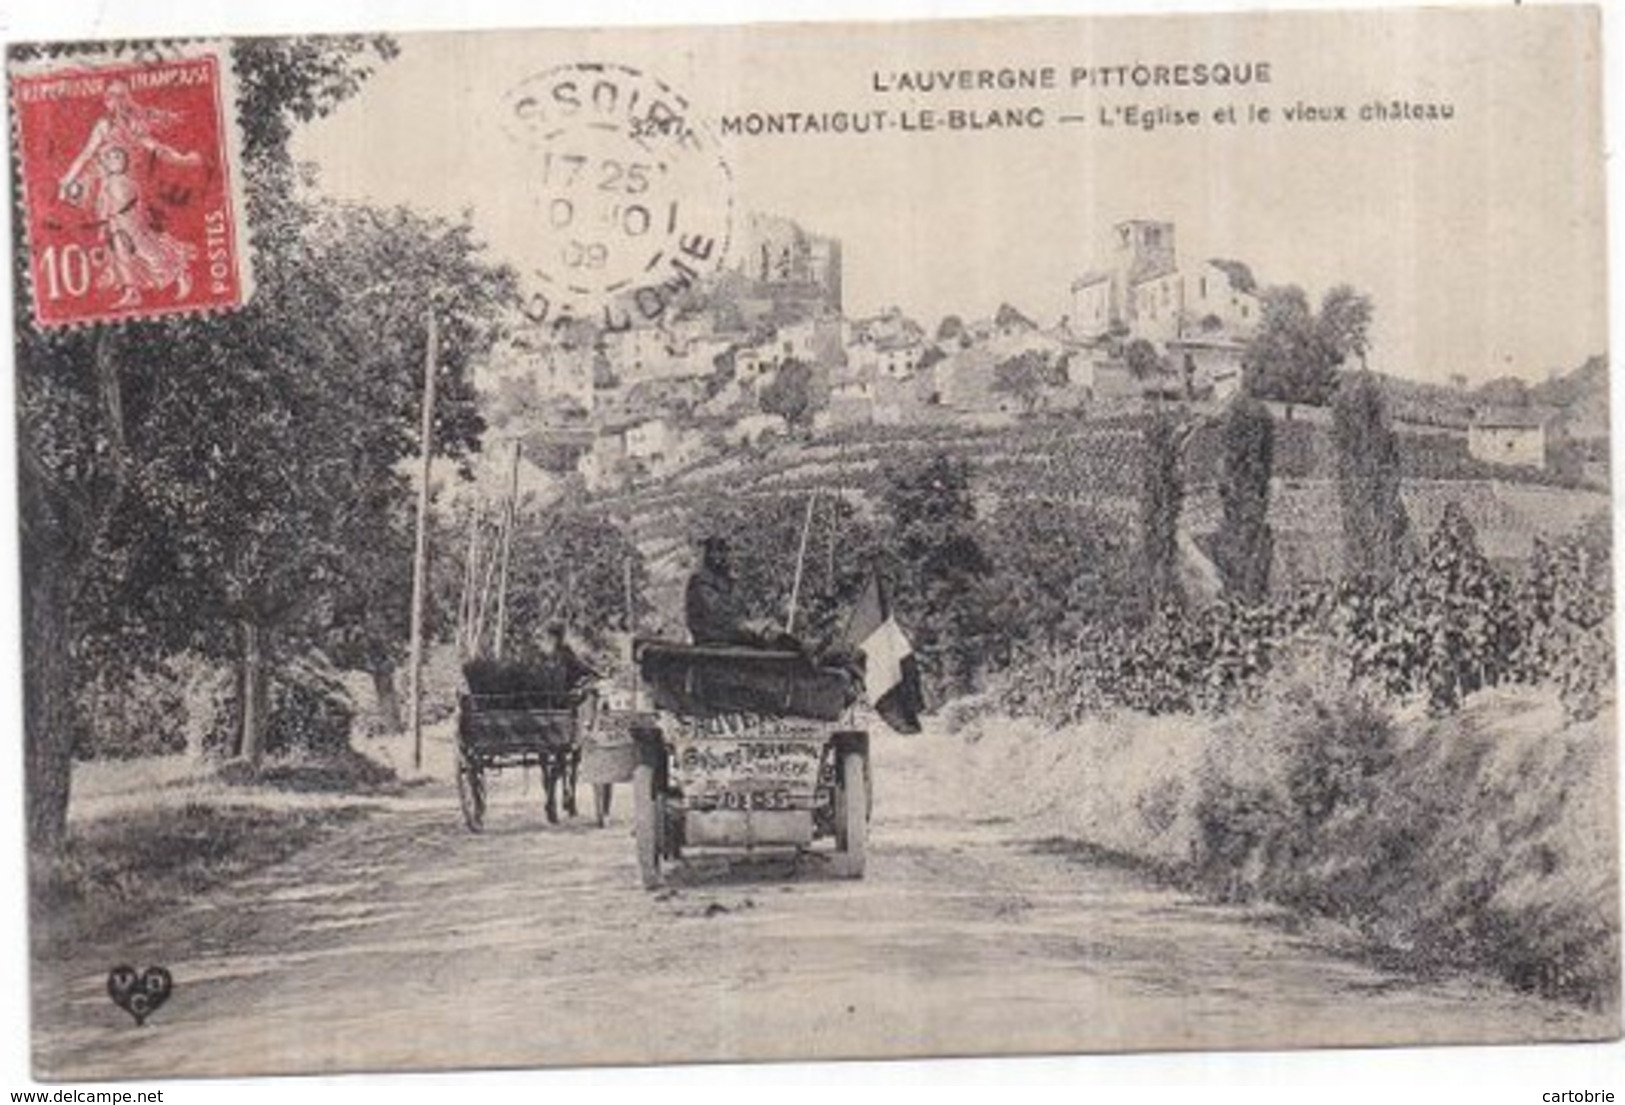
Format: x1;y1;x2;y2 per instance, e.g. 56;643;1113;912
455;687;595;832
629;641;871;888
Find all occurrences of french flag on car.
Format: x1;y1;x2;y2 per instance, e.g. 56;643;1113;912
844;571;923;734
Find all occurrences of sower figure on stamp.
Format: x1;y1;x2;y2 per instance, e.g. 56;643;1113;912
92;146;197;308
58;81;203;307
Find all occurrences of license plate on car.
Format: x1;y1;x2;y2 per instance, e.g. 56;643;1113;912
709;789;794;811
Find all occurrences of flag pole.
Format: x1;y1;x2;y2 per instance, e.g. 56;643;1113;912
784;489;819;636
407;306;439;771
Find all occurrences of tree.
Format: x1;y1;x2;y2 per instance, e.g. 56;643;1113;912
879;454;994;697
1318;284;1373;364
1476;376;1532;408
1125;338;1163;380
991;350;1065;414
1140;411;1187;609
13;36;400;849
488;507;649;658
981;495;1134;661
1212;397;1276;604
325;506;414;733
1332;371;1411;583
759;358;816;429
110;199;512;766
1245;284;1373;408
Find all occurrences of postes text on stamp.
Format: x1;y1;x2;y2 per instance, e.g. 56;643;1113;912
10;43;251;328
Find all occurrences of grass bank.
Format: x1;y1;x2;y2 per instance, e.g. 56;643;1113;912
953;681;1619;1009
30;746;409;959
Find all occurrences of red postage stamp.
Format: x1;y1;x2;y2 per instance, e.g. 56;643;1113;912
9;44;251;328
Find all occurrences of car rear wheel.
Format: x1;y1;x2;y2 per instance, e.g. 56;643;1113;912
633;763;662;889
456;753;486;833
834;749;867;878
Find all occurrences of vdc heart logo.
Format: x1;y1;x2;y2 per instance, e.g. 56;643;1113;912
107;965;172;1026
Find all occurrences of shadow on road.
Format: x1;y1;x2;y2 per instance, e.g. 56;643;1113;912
657;848;856;889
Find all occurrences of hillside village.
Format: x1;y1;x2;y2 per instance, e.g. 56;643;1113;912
481;212;1607;506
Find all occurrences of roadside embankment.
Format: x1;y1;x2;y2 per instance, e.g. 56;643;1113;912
951;681;1619;1009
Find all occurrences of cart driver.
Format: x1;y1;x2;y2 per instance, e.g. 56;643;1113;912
537;622;597;696
685;535;757;646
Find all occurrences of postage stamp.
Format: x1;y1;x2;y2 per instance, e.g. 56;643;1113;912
500;62;733;331
9;42;251;328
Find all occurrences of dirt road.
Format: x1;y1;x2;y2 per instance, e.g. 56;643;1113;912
32;727;1612;1079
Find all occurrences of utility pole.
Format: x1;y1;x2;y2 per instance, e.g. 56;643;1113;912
623;554;635;634
493;440;522;659
407;308;439;771
459;503;480;659
624;553;638;705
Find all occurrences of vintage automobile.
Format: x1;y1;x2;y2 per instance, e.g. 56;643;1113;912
629;640;871;888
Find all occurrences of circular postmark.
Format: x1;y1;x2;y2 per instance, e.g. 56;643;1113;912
501;63;733;330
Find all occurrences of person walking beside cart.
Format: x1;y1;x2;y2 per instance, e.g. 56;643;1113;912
537;622;598;821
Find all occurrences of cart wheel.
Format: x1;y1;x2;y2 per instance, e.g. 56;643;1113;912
456;754;486;833
542;757;560;825
633;763;662;889
661;797;683;861
834;750;868;878
594;783;613;828
564;751;580;818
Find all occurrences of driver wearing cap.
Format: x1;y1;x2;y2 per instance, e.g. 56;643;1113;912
685;535;755;646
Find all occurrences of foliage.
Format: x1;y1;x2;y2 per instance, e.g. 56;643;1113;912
1335;503;1521;711
1124;338;1162;380
1139;411;1185;608
265;671;355;758
80;667;189;760
990;350;1067;413
877;453;995;699
1477;376;1532;408
1213;397;1275;604
995;502;1611;725
102;197;512;766
967;667;1617;1010
1517;515;1614;721
1185;683;1617;1008
1244;283;1372;407
1332;370;1410;582
758;358;817;428
444;502;650;662
979;494;1136;663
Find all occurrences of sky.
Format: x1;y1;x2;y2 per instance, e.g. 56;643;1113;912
291;5;1606;386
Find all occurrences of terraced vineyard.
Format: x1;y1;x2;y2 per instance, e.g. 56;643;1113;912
587;406;1604;598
